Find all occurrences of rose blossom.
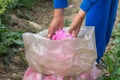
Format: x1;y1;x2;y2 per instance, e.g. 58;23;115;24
52;29;74;40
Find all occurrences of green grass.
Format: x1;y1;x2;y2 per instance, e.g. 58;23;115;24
98;24;120;80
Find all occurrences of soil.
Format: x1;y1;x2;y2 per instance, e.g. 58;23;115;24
0;1;120;80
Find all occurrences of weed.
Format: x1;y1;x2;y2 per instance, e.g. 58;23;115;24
98;24;120;80
0;24;23;64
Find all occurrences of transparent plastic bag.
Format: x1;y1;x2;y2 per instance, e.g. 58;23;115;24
23;67;64;80
77;64;102;80
23;66;102;80
23;27;97;76
23;67;42;80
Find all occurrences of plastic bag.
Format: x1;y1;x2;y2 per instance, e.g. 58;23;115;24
77;64;102;80
23;67;62;80
23;65;102;80
23;27;97;76
23;67;42;80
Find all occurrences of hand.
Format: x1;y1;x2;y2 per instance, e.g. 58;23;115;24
48;9;64;38
68;9;86;37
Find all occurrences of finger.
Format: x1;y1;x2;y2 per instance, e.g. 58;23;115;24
56;21;64;31
48;27;54;38
68;20;78;34
74;26;80;37
68;24;77;34
47;34;51;38
68;28;72;34
56;25;63;31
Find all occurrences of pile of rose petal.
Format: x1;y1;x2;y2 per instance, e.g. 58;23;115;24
23;66;102;80
51;29;74;40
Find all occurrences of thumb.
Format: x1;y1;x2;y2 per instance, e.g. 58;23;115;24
68;28;73;34
47;34;51;38
68;25;76;34
47;29;54;38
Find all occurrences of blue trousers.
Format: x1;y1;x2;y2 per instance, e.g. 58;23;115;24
85;0;119;63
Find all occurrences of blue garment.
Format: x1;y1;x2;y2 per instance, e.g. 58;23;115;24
54;0;118;63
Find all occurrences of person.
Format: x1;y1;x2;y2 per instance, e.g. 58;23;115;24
48;0;119;63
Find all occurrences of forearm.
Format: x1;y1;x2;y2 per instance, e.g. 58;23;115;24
71;9;86;26
48;9;64;38
54;9;64;18
77;9;86;20
53;0;67;18
69;9;86;37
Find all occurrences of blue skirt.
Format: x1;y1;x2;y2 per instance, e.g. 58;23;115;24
85;0;119;63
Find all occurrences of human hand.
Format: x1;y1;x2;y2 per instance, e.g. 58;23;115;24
48;9;64;38
68;9;86;37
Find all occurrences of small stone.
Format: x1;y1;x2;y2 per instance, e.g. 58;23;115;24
7;78;10;80
13;73;16;76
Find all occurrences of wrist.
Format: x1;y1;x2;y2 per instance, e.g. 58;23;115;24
54;9;64;18
77;9;86;20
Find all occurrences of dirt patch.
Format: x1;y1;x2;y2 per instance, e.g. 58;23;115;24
0;55;27;80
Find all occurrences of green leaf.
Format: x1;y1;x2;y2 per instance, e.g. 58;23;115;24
24;13;34;21
114;38;120;44
12;39;23;46
8;0;19;9
0;43;7;54
97;76;106;80
114;69;120;76
4;56;10;64
104;54;114;74
3;38;13;46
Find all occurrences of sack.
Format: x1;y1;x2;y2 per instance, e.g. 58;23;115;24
77;65;102;80
23;67;64;80
23;67;42;80
23;27;97;76
23;65;102;80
